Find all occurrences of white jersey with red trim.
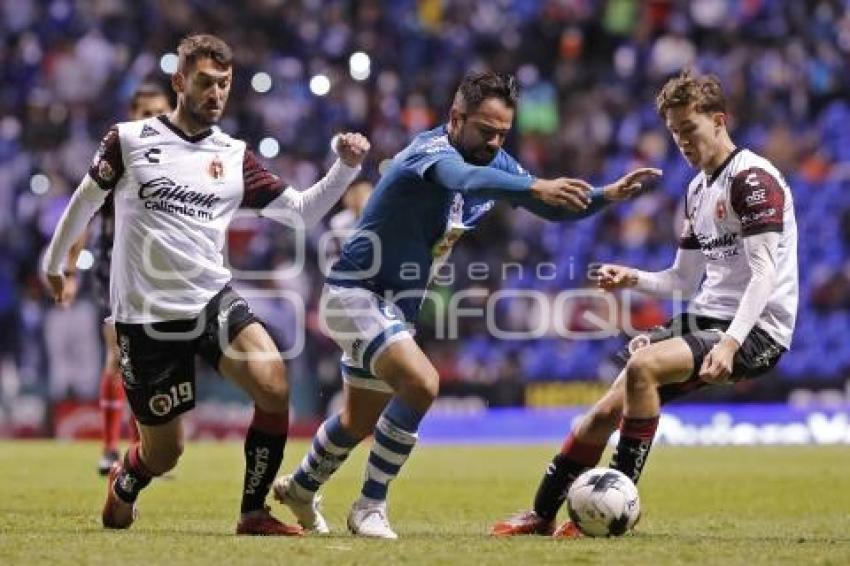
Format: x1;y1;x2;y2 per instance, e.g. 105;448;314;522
89;115;286;323
680;148;798;347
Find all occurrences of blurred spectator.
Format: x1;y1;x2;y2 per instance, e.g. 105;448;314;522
2;0;850;423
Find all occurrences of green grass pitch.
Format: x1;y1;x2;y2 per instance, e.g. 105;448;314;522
1;440;849;565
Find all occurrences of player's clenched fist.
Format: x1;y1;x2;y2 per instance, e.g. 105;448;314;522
591;263;638;291
333;133;371;168
530;177;593;211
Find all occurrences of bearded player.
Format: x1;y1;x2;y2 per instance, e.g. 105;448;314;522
43;34;369;536
273;71;661;538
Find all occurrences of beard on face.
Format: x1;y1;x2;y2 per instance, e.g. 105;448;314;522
185;97;221;128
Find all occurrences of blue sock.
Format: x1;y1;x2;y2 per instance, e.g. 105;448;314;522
361;397;425;502
291;414;360;499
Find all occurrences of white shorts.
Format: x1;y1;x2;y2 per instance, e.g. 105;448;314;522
320;284;414;393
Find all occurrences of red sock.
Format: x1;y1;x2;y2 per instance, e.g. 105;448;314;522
609;416;660;484
559;432;606;466
99;369;125;453
532;432;607;520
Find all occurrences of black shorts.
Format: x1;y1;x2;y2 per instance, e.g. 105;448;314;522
613;313;786;405
114;285;260;425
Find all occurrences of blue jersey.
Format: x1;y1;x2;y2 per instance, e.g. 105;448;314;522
329;125;604;323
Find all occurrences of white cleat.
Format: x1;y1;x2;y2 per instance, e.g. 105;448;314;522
347;499;398;540
272;474;330;534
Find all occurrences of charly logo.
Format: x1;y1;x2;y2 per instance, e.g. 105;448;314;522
149;393;173;417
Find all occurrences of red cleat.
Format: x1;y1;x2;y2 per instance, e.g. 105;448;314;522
236;506;304;536
552;520;583;539
102;462;137;529
490;510;555;536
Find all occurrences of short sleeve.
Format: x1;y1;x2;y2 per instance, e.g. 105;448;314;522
729;167;785;236
88;126;125;191
241;148;287;209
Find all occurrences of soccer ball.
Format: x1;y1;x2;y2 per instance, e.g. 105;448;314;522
566;467;641;537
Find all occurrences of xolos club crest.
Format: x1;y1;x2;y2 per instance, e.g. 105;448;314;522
208;155;224;180
715;199;727;220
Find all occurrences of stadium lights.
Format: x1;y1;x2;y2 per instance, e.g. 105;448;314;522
251;72;272;93
258;137;280;158
159;53;179;74
349;51;371;81
309;74;331;96
30;173;49;195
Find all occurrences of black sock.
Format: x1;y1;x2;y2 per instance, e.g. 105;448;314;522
113;446;152;503
241;428;286;514
609;416;659;484
533;432;606;521
532;453;589;521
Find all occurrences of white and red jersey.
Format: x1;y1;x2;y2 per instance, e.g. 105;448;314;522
680;148;798;347
89;115;286;323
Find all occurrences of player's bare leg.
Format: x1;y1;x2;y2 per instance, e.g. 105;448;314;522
102;417;183;528
492;372;625;537
97;321;124;475
612;337;692;484
345;338;439;539
275;385;390;533
218;322;302;536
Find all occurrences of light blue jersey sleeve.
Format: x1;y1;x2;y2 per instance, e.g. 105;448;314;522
493;150;609;220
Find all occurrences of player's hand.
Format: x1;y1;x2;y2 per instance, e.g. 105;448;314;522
602;168;663;202
60;272;80;305
333;132;370;167
46;273;69;306
531;177;593;211
698;336;739;383
590;264;638;291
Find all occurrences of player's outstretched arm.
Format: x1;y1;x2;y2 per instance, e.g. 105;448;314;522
42;176;108;305
426;158;600;217
598;168;663;202
259;133;369;227
513;167;662;221
592;248;706;299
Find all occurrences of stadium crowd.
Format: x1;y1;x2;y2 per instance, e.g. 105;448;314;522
1;0;849;423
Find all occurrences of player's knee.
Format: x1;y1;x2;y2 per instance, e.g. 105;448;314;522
402;366;439;403
626;350;659;393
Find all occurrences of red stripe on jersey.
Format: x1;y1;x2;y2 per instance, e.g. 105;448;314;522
729;167;785;237
241;149;286;209
89;126;125;191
